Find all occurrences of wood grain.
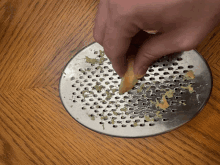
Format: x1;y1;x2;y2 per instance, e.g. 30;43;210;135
0;0;220;164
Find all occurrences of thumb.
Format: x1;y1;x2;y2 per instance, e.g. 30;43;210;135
133;29;197;77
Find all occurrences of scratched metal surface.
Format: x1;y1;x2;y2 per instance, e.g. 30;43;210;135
59;42;212;137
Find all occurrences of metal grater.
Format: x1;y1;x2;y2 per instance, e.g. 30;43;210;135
59;42;212;137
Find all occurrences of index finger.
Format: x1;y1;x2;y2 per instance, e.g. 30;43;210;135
102;16;139;77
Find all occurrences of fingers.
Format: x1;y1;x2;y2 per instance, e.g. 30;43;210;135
102;14;140;77
93;0;108;45
133;29;196;77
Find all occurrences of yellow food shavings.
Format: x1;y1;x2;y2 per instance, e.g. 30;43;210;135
156;95;169;110
120;107;127;112
88;115;95;121
111;88;117;94
133;122;138;127
102;124;105;130
99;50;105;57
82;90;90;98
99;57;105;65
96;66;103;71
164;89;175;98
137;84;145;93
179;101;186;106
111;119;115;124
109;101;115;104
101;116;108;120
144;115;154;122
94;84;104;92
181;84;194;93
155;111;162;118
85;56;98;64
146;86;151;91
105;91;112;100
184;70;195;80
80;69;86;74
99;78;104;82
113;111;118;115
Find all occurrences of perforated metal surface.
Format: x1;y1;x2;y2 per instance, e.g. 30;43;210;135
59;42;212;137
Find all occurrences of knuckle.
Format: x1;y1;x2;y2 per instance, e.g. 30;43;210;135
177;37;199;51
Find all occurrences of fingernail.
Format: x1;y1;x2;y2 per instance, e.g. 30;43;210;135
135;66;147;79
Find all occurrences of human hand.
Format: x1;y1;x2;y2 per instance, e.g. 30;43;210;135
93;0;220;77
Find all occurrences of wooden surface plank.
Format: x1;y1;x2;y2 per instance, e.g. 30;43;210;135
0;0;220;164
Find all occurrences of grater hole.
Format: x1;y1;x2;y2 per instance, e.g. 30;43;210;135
108;69;113;72
76;88;80;91
126;120;131;123
149;123;155;126
149;69;154;72
154;118;159;122
171;109;177;112
72;84;75;87
94;110;99;113
158;68;164;71
145;74;150;77
163;72;169;75
73;100;76;102
150;77;155;81
90;106;94;109
121;116;126;119
162;118;169;121
72;92;76;95
173;71;179;74
70;77;75;81
169;76;174;79
174;79;180;83
159;77;164;80
153;64;159;67
179;75;184;78
178;66;184;69
168;67;173;70
173;62;178;66
77;96;80;98
113;125;117;128
154;73;159;76
80;84;84;87
107;113;112;116
88;75;92;78
76;80;80;83
163;63;168;66
177;57;183;61
140;123;145;127
81;107;86;110
188;65;194;68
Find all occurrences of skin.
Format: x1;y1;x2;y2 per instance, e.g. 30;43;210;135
93;0;220;77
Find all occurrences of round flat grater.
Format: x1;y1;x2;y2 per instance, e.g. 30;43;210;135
59;42;212;137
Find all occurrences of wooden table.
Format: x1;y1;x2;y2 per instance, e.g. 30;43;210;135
0;0;220;164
